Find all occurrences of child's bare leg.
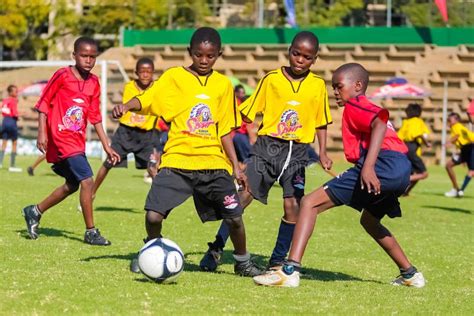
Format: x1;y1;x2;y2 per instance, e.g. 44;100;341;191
288;187;335;262
92;165;110;199
145;211;164;239
31;155;46;169
79;177;95;229
37;182;79;213
360;210;411;270
410;171;428;182
445;159;459;190
224;216;246;255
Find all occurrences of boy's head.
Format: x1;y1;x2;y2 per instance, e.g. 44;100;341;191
73;36;98;74
188;27;222;76
135;57;154;87
331;63;369;107
234;84;245;101
448;112;461;127
405;103;422;118
288;31;319;76
7;85;18;98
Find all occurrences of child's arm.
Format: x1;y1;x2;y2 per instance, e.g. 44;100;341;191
93;122;121;165
37;112;48;154
360;117;386;195
316;126;332;170
221;133;247;190
112;97;142;118
421;134;432;148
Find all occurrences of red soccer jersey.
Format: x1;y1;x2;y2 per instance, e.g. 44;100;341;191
342;95;407;163
1;97;19;118
35;67;101;163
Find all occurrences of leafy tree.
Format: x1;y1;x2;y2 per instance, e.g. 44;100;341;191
399;0;474;27
295;0;364;27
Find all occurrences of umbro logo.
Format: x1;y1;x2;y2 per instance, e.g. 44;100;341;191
73;98;85;104
287;100;300;106
195;94;210;100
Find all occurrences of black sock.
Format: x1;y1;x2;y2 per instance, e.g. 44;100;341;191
283;259;301;274
400;266;417;279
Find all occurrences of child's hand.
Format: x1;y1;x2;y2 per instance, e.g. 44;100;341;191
234;166;248;192
36;131;48;154
112;104;127;119
360;165;381;195
105;147;121;166
319;152;333;171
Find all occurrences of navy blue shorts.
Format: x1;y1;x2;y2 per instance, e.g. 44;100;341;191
1;117;18;140
52;154;93;187
324;150;411;219
452;144;474;170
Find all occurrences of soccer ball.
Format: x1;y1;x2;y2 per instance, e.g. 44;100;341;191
138;238;185;283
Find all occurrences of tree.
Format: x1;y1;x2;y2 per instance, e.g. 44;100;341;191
399;0;474;27
295;0;364;27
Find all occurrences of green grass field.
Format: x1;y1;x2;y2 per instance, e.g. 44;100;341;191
1;156;473;315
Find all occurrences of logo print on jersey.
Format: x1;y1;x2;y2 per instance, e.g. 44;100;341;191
129;113;146;125
185;103;215;137
270;109;302;139
59;105;84;132
223;194;239;209
293;175;305;190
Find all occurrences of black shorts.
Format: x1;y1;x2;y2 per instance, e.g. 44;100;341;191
324;150;411;219
1;117;18;140
104;124;154;169
405;141;426;173
452;144;474;170
145;168;243;223
52;154;93;187
246;136;308;204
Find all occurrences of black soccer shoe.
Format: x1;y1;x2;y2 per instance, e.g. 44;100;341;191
199;242;223;272
22;205;41;240
234;259;265;277
27;166;34;176
84;228;111;246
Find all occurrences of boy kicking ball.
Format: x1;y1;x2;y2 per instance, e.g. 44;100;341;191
254;63;425;288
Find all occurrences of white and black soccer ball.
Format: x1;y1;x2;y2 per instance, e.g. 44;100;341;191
138;238;185;283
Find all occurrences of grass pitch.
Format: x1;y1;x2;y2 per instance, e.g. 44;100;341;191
1;156;473;315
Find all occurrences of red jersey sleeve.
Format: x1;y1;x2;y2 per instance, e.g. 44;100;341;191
87;77;102;124
345;98;388;133
35;68;67;114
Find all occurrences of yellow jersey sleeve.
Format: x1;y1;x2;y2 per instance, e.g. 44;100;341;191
451;122;474;148
135;77;169;118
315;84;332;128
119;81;156;130
239;73;271;122
397;120;409;141
217;80;241;137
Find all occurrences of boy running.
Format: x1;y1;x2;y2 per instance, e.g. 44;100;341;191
0;84;22;172
113;27;263;277
22;37;120;245
200;31;332;272
254;63;425;288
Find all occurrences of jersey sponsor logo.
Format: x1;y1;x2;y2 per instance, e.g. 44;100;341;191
195;93;211;100
270;109;302;139
59;105;84;132
293;175;305;189
287;100;300;106
72;98;85;104
128;113;146;125
184;103;215;137
1;105;11;115
223;194;239;209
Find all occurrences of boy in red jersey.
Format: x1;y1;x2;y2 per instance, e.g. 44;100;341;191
254;63;425;288
0;85;22;172
22;37;120;245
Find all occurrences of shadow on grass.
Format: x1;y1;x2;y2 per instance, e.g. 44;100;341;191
423;205;472;214
81;252;137;262
95;206;137;213
16;227;83;243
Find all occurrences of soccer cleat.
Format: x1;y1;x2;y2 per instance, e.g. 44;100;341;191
266;260;285;271
391;272;426;288
253;266;300;287
22;205;41;240
8;167;22;172
143;173;153;184
130;257;140;273
27;166;34;176
234;259;265;277
199;242;223;272
84;228;111;246
458;190;464;197
444;188;461;197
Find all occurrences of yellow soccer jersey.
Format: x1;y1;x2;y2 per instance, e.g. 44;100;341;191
239;67;332;143
119;80;157;130
450;122;474;148
136;67;240;174
398;117;431;156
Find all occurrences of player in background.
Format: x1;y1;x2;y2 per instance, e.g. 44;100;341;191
232;84;255;169
199;31;332;272
92;57;157;195
27;154;46;176
112;27;263;277
254;63;425;288
0;85;22;172
444;112;474;197
397;103;431;195
22;37;120;245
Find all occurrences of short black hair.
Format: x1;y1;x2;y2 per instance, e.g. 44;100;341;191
405;103;422;118
234;84;244;92
291;31;319;53
189;27;221;51
7;85;17;94
136;57;154;71
334;63;369;92
448;112;461;121
74;36;98;52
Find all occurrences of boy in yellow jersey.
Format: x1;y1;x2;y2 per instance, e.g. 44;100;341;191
397;103;431;195
112;27;263;277
444;112;474;197
200;31;332;272
92;58;157;197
